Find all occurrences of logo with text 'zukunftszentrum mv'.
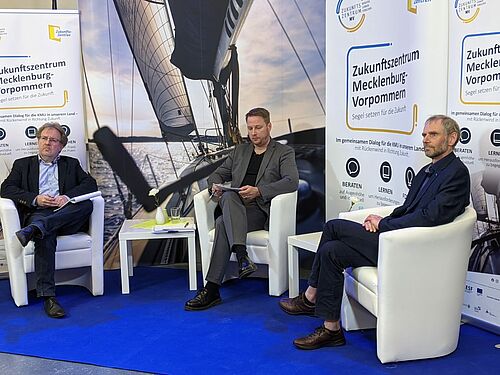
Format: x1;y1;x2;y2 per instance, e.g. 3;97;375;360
336;0;372;33
455;0;487;23
48;24;72;42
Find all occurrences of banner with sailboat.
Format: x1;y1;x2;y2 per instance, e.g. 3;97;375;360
79;0;326;267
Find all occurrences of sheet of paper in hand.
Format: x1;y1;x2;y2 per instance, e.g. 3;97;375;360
54;191;101;212
214;184;240;192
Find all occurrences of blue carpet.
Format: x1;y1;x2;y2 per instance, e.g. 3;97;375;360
0;267;498;374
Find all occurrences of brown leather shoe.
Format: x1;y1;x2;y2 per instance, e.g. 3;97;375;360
279;292;315;316
294;326;346;350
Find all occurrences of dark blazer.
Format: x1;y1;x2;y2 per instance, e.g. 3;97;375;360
379;152;470;232
1;155;97;222
207;139;299;218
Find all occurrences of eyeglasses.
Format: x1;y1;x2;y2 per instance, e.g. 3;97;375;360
39;136;61;144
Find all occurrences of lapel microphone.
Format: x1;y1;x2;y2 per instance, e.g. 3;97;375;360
424;165;435;176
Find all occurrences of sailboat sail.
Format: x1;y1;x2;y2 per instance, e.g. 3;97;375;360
168;0;229;80
168;0;253;147
113;0;195;142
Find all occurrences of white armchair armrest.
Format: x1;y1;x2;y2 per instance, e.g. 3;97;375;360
339;205;397;224
88;194;105;296
0;197;25;300
267;191;297;296
193;189;218;280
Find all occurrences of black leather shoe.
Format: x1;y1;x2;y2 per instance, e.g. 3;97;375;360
15;225;37;247
294;326;346;350
185;288;222;311
238;255;257;279
44;297;66;318
279;292;315;316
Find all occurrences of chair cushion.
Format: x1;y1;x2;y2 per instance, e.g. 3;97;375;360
23;233;93;256
208;229;269;247
347;266;378;294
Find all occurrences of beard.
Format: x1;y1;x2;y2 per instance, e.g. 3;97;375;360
424;139;449;159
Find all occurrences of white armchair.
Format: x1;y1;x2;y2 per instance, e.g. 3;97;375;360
194;189;297;296
0;173;105;307
338;205;477;363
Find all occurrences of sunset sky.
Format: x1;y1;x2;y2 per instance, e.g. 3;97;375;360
80;0;325;139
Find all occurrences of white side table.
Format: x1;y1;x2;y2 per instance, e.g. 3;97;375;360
118;218;197;294
288;232;322;298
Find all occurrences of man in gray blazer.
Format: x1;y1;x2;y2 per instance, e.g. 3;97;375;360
185;107;299;310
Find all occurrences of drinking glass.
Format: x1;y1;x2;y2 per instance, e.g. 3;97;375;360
170;206;181;222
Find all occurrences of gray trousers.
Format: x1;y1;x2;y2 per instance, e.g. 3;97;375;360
205;191;267;285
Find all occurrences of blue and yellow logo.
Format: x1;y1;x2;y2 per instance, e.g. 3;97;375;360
455;0;486;23
407;0;434;15
336;0;372;33
48;24;72;42
408;0;417;14
48;25;61;42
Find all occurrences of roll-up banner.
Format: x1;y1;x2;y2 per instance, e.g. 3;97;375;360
0;9;86;274
0;9;86;169
326;1;448;218
448;0;499;332
327;1;499;332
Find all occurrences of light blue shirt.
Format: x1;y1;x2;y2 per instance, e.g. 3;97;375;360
36;154;60;204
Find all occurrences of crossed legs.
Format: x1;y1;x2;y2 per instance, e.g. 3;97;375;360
23;201;94;297
205;191;266;285
185;191;267;311
280;219;379;349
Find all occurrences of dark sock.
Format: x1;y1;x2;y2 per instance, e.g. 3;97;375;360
303;294;315;307
205;281;220;296
233;244;248;261
233;245;248;261
323;325;340;333
29;224;43;239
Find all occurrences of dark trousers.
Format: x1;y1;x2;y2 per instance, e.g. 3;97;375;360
25;200;94;297
206;191;267;285
308;219;380;321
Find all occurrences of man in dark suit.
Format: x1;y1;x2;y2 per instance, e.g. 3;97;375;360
1;122;97;318
185;107;299;310
280;115;470;349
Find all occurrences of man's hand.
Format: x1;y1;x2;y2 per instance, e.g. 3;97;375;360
363;214;383;232
36;194;59;208
53;195;69;207
239;185;260;201
211;183;224;198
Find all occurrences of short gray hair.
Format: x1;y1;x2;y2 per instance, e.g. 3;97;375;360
425;115;460;147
